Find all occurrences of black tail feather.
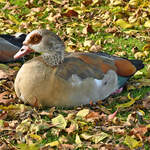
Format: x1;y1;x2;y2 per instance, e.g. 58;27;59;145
129;59;144;71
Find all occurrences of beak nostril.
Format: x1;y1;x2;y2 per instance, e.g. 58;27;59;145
20;48;24;52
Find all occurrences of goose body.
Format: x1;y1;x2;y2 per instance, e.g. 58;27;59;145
14;29;144;107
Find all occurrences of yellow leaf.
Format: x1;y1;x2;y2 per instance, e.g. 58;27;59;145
0;64;9;70
146;124;150;128
129;0;141;6
142;44;150;51
92;132;109;144
147;64;150;78
76;109;89;118
0;0;6;2
8;14;20;25
116;93;140;109
75;134;82;145
0;120;4;127
124;135;142;149
29;134;42;141
144;20;150;28
45;141;59;147
110;0;123;6
51;0;62;4
80;132;92;140
116;19;133;29
137;109;145;116
17;144;39;150
52;114;67;129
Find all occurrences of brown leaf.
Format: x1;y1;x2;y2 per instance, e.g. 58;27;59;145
83;0;93;6
130;125;148;141
65;123;76;134
63;10;78;17
105;26;118;33
0;142;7;150
124;112;137;126
142;93;150;109
85;111;100;121
31;7;44;12
0;70;9;79
90;45;102;52
87;25;95;33
59;144;75;150
0;111;7;120
82;25;95;34
0;91;15;105
107;126;126;135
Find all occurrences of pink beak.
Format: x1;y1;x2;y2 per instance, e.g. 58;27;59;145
14;45;34;59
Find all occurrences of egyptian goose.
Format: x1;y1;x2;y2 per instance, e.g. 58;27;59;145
0;33;26;62
14;29;144;107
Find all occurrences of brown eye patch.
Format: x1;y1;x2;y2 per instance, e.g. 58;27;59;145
29;33;42;44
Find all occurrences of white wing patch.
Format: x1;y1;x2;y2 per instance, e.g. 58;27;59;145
68;70;118;105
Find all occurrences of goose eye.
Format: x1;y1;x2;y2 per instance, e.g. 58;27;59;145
30;34;42;44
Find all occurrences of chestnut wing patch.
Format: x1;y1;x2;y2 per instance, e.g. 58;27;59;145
55;57;105;80
114;59;136;76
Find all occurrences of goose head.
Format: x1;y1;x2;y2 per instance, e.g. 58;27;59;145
14;29;65;65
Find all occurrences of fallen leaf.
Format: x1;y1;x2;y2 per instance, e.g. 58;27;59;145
17;143;39;150
105;26;118;33
76;109;90;118
0;91;14;105
63;10;78;17
124;135;143;149
45;141;59;147
130;125;148;141
65;121;77;134
92;132;109;144
116;93;140;109
59;144;75;149
85;111;100;121
142;94;150;109
144;20;150;28
80;132;93;140
52;114;67;129
0;111;7;120
125;112;137;126
142;44;150;51
83;0;93;6
75;134;82;145
87;25;95;33
0;142;7;150
116;19;133;29
28;134;42;142
51;0;62;4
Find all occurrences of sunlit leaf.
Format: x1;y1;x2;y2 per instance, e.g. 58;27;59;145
76;109;89;118
142;44;150;51
45;141;59;147
8;14;20;25
52;114;67;129
92;132;109;144
17;144;39;150
116;93;140;109
29;134;42;141
75;134;82;145
80;132;92;140
124;135;143;149
116;19;133;29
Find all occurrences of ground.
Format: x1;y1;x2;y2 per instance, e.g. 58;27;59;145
0;0;150;149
